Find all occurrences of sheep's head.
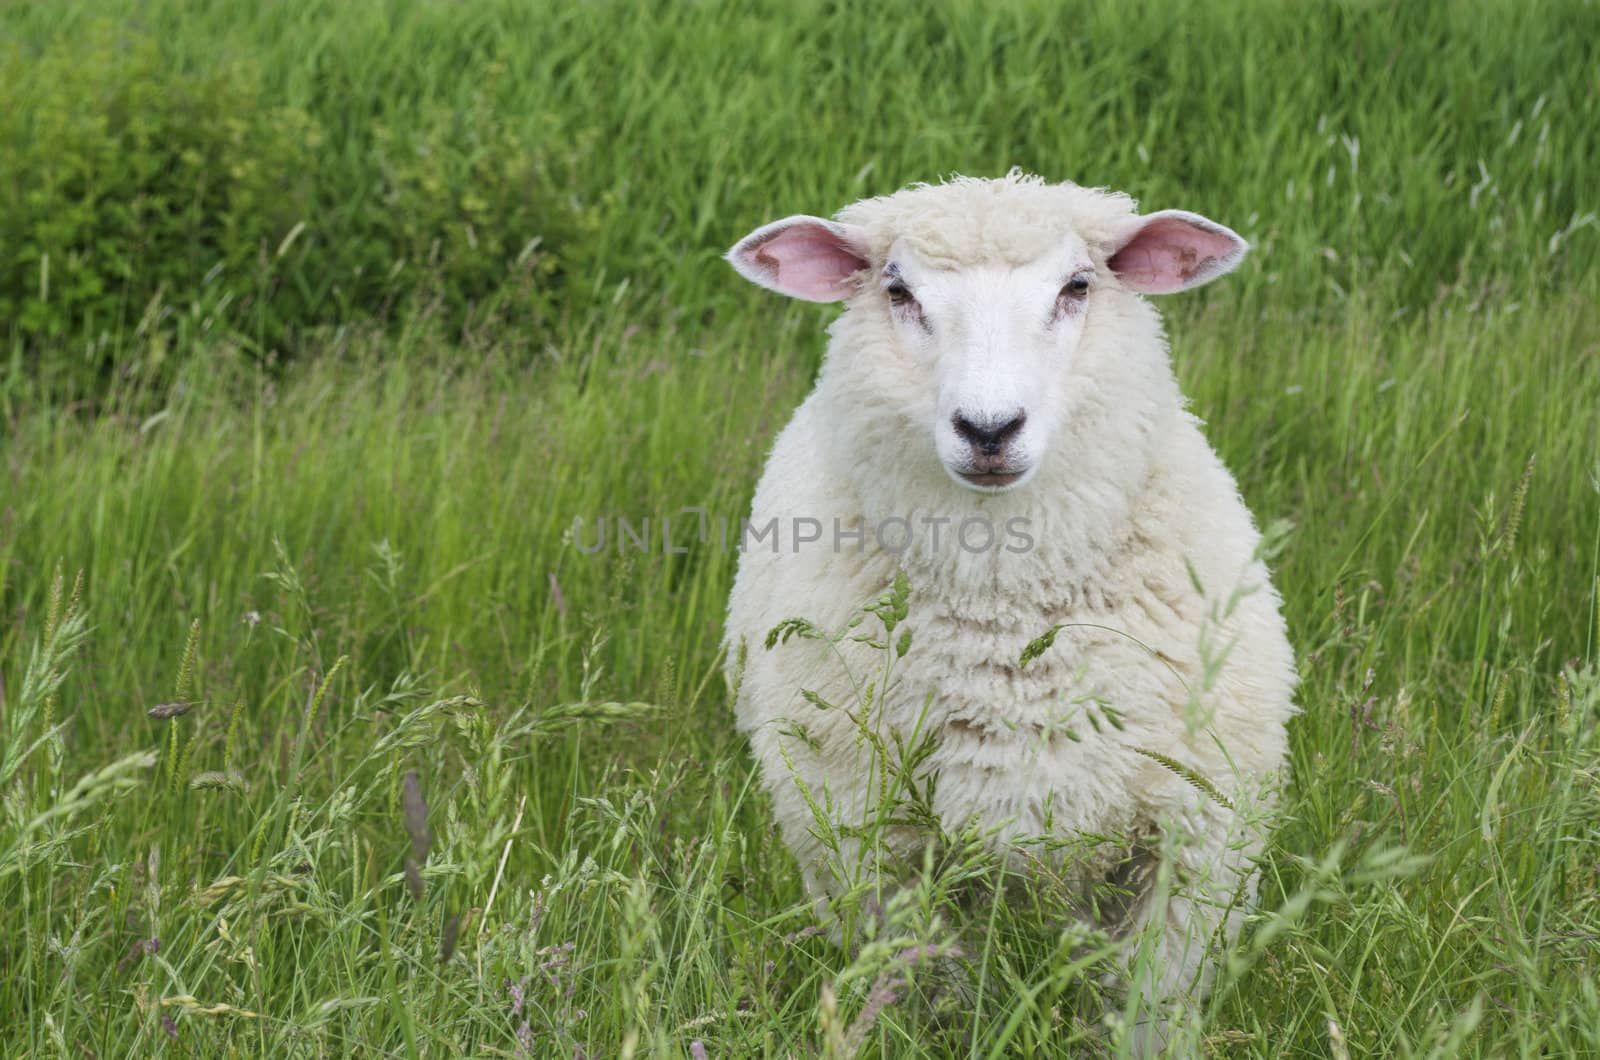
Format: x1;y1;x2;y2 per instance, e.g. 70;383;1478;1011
727;176;1248;494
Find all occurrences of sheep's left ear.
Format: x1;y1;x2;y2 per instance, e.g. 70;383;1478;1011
726;216;872;302
1107;210;1249;295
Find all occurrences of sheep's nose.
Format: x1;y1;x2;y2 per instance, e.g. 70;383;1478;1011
953;411;1026;455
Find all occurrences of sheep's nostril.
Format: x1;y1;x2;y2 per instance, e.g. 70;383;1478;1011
953;411;1027;454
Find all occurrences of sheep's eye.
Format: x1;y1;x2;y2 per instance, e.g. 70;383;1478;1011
1061;273;1092;300
883;267;926;327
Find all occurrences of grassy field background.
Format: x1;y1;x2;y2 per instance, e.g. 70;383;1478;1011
2;0;1599;1056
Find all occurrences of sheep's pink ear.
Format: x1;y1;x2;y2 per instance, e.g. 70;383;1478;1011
726;216;871;302
1107;210;1249;295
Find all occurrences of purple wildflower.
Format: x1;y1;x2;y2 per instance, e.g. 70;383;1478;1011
506;975;529;1018
894;942;955;965
147;702;192;720
116;937;161;974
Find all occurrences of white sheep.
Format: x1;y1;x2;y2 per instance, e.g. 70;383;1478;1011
722;172;1298;1034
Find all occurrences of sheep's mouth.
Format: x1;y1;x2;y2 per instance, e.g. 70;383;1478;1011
957;469;1026;489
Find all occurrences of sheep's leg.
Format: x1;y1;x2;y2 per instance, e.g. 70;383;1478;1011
761;720;946;936
1115;809;1258;1056
795;831;939;941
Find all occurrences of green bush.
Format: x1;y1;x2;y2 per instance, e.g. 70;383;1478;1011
0;20;579;388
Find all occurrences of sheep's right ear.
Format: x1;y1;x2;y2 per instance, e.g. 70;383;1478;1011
726;216;871;302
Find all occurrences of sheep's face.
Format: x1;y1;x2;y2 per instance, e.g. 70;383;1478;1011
727;184;1249;495
873;238;1102;492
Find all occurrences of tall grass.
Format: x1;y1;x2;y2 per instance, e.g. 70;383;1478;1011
1;0;1598;1056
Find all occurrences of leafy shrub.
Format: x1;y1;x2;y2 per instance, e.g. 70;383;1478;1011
0;20;581;390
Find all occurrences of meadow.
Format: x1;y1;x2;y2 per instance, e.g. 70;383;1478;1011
2;0;1598;1055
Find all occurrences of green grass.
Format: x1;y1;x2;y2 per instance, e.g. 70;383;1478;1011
2;0;1599;1056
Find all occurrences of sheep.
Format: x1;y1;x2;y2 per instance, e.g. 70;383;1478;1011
722;172;1298;1035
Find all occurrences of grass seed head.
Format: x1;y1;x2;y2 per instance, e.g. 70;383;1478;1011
147;702;193;720
402;769;431;900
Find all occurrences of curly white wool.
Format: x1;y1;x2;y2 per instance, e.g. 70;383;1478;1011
723;172;1298;1021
